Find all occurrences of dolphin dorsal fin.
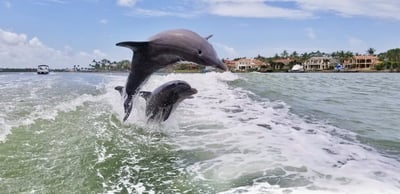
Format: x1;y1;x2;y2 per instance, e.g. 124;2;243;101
139;91;152;101
205;34;213;40
116;41;149;51
114;86;124;96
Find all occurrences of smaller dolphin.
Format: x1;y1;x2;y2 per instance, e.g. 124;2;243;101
116;29;227;121
116;80;197;122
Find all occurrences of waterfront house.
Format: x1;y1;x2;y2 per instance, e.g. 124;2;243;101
224;59;237;71
304;57;338;71
272;58;293;70
343;55;380;70
225;58;268;72
235;58;258;71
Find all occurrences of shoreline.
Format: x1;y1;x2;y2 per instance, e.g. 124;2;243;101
1;68;399;73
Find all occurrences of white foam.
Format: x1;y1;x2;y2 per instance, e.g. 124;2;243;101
0;116;11;142
0;74;110;142
219;181;400;194
111;72;400;193
2;72;399;193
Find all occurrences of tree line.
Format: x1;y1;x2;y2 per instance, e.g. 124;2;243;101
376;48;400;71
249;47;400;71
85;59;130;71
86;59;204;72
85;47;400;72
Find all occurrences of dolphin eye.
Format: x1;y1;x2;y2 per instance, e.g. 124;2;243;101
198;49;202;55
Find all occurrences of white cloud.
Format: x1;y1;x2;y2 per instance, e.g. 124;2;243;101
46;0;66;3
33;0;68;5
0;28;108;69
93;49;106;57
3;1;11;8
126;8;196;18
202;0;400;20
119;0;311;19
348;37;365;47
348;36;367;53
296;0;400;20
117;0;137;7
203;0;312;19
214;42;238;58
99;19;108;24
127;0;400;20
28;37;44;47
118;0;205;18
0;29;27;45
305;27;316;40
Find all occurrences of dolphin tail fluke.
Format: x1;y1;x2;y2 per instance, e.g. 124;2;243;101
115;86;124;96
123;95;133;122
114;86;133;121
116;41;149;51
123;111;131;122
139;91;152;101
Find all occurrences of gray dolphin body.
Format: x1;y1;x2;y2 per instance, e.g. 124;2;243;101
116;29;227;121
136;80;197;122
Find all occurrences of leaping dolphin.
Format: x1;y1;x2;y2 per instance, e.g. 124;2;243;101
137;80;197;122
115;29;227;121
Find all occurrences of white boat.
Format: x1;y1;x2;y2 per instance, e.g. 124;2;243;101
37;65;49;74
289;64;304;72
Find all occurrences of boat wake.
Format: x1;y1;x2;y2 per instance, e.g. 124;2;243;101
1;72;399;193
102;72;400;194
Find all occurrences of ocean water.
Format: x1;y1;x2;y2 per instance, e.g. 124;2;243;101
0;72;399;194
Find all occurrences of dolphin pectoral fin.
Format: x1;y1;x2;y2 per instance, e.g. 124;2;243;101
116;41;149;51
123;95;133;121
115;86;124;96
162;105;174;121
139;91;152;101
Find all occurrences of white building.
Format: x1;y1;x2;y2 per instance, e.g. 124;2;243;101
226;58;268;72
304;57;338;71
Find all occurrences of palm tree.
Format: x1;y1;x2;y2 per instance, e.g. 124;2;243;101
331;50;353;68
331;50;344;63
117;60;130;70
300;52;310;63
385;48;400;71
281;50;289;58
367;48;376;55
290;51;299;59
344;51;354;62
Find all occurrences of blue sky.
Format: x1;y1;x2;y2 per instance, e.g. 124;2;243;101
1;0;400;68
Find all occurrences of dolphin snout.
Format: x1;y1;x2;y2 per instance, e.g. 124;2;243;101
186;88;197;99
216;60;228;71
